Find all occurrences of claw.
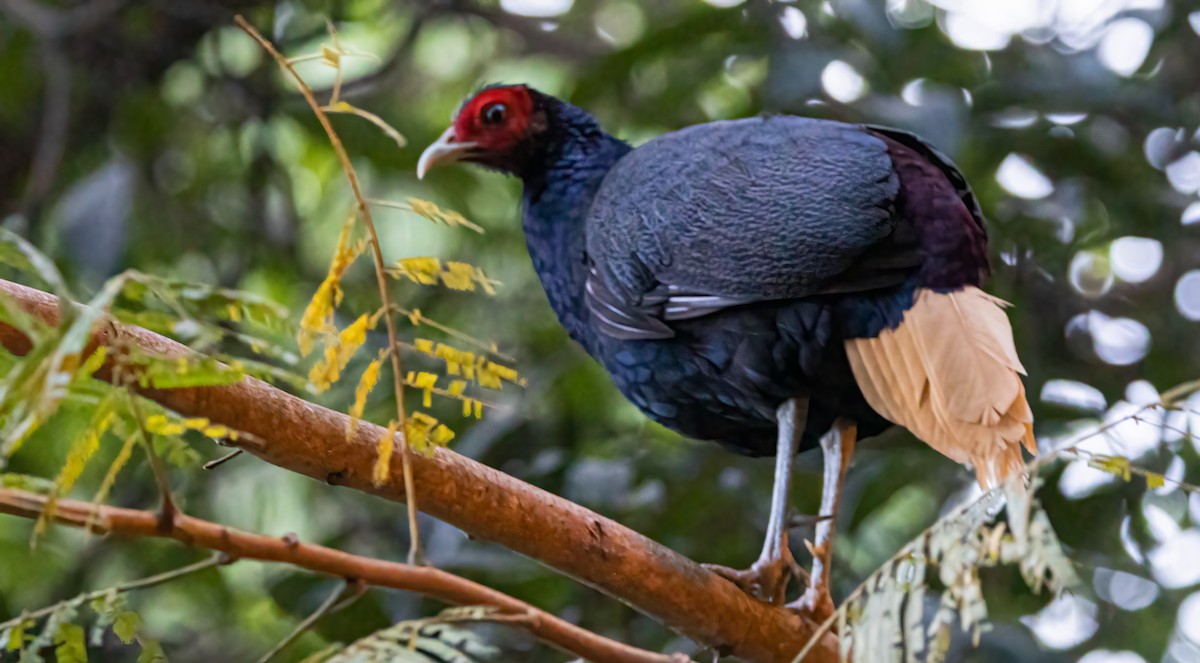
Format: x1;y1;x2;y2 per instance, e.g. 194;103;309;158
789;585;835;624
703;558;792;605
704;534;801;605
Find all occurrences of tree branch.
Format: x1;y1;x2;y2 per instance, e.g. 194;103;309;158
0;278;838;663
0;487;678;663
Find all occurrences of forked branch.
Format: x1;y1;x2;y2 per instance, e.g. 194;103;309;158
0;278;838;663
0;487;681;663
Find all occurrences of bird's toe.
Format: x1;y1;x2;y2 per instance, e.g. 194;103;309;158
702;557;793;605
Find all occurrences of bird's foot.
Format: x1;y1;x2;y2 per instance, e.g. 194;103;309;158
788;585;835;624
703;548;800;605
786;538;835;622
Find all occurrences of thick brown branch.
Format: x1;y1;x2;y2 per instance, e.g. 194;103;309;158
0;278;838;663
0;488;677;663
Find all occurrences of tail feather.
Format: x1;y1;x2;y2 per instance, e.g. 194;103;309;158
846;287;1036;487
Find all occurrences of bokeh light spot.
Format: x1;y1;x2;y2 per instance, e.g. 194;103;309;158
1022;595;1099;650
500;0;574;17
1069;250;1114;298
1110;236;1163;283
1041;379;1106;412
1175;271;1200;320
821;60;866;103
1092;315;1151;365
779;6;807;39
1098;19;1154;76
996;153;1054;199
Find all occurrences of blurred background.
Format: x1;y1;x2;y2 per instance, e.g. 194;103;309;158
2;0;1200;661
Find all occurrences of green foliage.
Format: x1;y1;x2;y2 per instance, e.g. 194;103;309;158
324;616;501;663
2;0;1199;661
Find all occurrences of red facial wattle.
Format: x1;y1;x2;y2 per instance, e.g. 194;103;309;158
417;84;535;179
453;85;534;151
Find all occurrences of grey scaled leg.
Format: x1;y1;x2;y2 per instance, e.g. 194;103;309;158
704;398;807;605
790;417;857;620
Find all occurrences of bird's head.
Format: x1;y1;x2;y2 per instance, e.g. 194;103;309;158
417;84;547;179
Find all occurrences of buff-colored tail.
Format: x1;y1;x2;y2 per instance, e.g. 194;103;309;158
845;287;1036;487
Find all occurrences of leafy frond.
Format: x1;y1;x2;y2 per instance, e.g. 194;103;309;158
323;612;502;663
33;394;119;542
409;339;523;390
324;101;406;148
298;213;366;357
309;313;376;392
794;476;1082;663
390;258;500;294
0;272;128;464
369;198;484;234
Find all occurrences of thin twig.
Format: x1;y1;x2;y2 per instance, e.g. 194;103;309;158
0;488;686;663
234;15;425;566
0;553;224;632
392;305;516;362
123;391;178;531
256;580;356;663
203;448;244;470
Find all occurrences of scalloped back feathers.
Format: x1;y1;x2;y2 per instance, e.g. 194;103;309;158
845;287;1036;487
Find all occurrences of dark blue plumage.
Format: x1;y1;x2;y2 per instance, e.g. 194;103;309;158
498;91;986;456
417;84;992;463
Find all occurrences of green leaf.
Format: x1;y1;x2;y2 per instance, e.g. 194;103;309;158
0;271;129;462
4;622;26;651
1;473;55;493
88;592;125;645
53;623;87;663
0;226;74;302
113;611;140;645
136;636;166;663
154;435;202;469
1088;455;1132;481
128;352;245;390
328;619;500;662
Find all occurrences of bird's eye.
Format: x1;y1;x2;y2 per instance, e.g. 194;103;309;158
482;103;507;125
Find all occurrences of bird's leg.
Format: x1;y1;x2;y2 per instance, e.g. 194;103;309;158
704;398;807;605
789;417;857;621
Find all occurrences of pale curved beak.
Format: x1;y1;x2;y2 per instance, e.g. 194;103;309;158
416;127;477;179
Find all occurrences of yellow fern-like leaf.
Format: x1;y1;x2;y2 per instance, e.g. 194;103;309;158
308;313;374;392
84;431;138;533
347;355;383;440
393;257;442;285
324;101;407;148
372;420;399;487
35;402;117;540
440;262;476;291
406;411;454;456
298;214;364;356
389;197;484;234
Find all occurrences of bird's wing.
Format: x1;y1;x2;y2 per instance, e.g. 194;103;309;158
585;116;921;340
865;124;986;239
